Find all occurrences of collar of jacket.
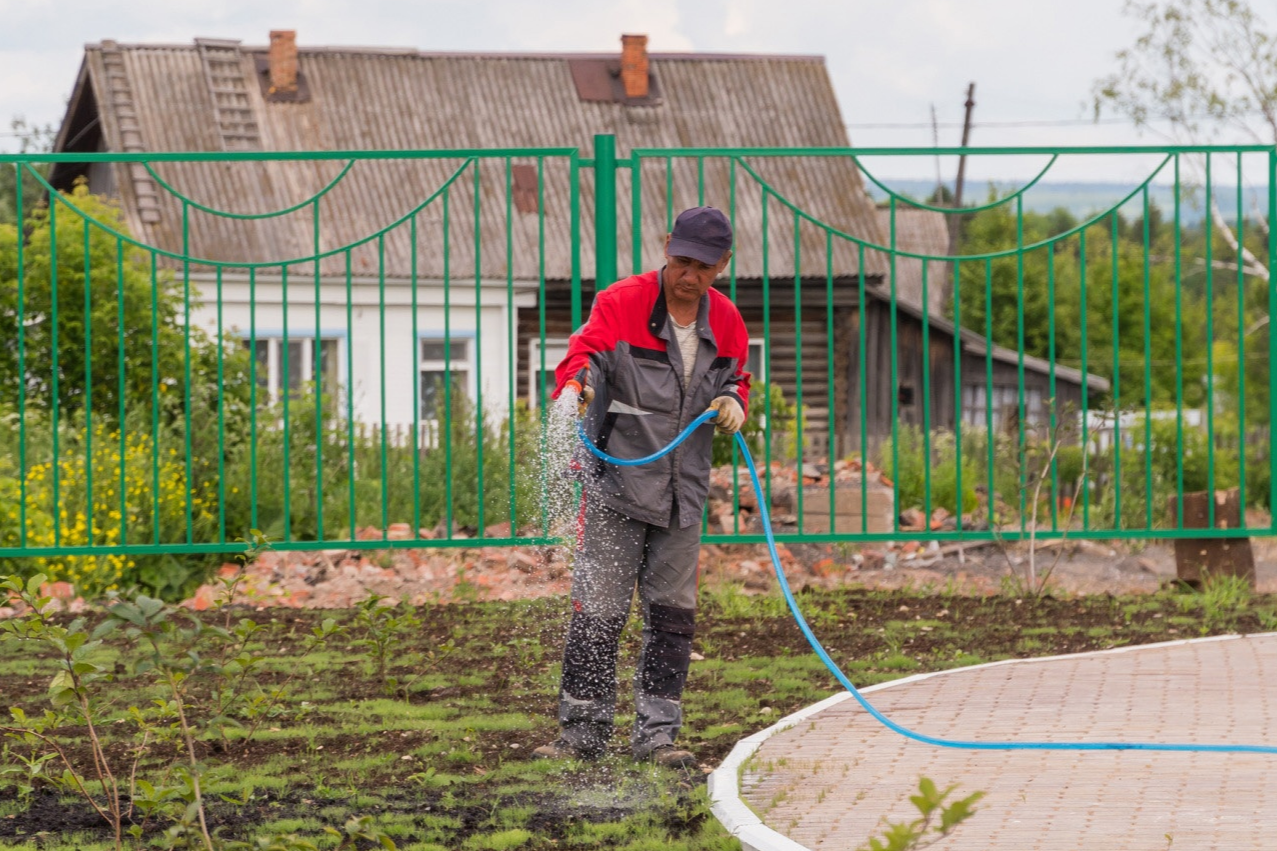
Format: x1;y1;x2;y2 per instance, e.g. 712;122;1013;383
647;266;710;340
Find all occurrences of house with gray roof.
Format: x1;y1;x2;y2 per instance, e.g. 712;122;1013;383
49;32;1104;456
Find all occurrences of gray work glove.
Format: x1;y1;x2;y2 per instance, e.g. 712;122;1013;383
706;395;745;435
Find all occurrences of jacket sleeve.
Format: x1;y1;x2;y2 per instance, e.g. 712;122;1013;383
718;308;752;417
552;291;619;400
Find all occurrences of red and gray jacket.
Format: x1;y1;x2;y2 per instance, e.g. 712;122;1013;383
554;269;751;528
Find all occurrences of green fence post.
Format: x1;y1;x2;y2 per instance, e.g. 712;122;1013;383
594;134;618;290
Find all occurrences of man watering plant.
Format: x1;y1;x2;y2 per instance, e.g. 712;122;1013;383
535;206;751;768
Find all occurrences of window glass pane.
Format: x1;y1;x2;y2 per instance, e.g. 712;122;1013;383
421;340;468;361
420;371;468;419
316;338;339;396
285;340;304;395
253;340;270;389
746;343;763;380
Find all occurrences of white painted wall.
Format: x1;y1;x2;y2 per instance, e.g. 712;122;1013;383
188;275;537;429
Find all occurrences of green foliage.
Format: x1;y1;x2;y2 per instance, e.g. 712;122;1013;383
220;388;542;542
858;777;984;851
877;425;978;516
711;381;795;468
0;118;54;227
353;594;421;684
0;569;351;851
956;200;1205;410
0;406;234;599
0;182;254;423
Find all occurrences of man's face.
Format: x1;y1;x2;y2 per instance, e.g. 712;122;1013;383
663;236;732;307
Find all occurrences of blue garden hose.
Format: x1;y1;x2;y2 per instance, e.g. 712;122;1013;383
577;409;1277;754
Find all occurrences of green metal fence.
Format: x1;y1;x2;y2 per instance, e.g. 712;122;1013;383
1;140;1274;576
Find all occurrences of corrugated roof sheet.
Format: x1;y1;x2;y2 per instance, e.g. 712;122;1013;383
63;41;887;280
876;205;951;314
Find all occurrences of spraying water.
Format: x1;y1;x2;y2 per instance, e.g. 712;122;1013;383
527;387;589;547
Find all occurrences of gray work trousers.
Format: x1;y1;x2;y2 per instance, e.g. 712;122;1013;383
557;497;700;758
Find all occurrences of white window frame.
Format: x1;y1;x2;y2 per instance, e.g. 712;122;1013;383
245;332;345;405
527;337;570;409
417;333;475;422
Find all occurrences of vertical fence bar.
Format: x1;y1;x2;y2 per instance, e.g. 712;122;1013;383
793;209;804;533
697;157;705;207
1142;186;1153;531
983;258;994;529
825;230;835;536
922;243;932;528
537;157;548;535
506;158;517;534
83;213;93;552
1174;155;1185;529
889;198;900;534
345;251;355;540
1204;154;1216;527
1268;148;1277;523
594;135;618;291
117;240;126;547
216;266;226;543
858;243;868;533
378;236;388;540
1111;212;1121;530
50;200;60;547
444;186;454;536
570;155;582;330
631;152;643;275
1047;246;1058;531
149;249;159;545
412;212;421;540
953;258;963;532
665;157;674;233
1016;197;1026;535
474;159;486;537
16;166;26;546
183;202;193;543
282;265;292;542
762;190;772;511
1236;153;1247;516
1079;229;1090;529
314;200;325;541
249;267;259;532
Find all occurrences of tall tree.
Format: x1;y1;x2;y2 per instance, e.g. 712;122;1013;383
0;117;55;227
1092;0;1274;426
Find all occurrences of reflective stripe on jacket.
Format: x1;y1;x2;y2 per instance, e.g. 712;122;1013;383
554;269;751;528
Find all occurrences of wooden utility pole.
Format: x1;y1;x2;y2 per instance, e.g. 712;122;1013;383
952;83;976;211
941;82;976;312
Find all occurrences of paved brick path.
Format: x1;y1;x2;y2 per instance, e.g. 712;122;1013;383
712;634;1277;850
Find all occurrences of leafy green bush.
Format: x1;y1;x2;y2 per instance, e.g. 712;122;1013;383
878;425;979;516
220;386;544;541
0;408;220;599
712;381;795;468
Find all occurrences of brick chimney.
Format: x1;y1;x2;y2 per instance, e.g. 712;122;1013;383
620;34;648;99
268;30;298;95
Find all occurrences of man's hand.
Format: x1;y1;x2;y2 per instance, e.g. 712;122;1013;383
706;396;744;435
564;376;595;418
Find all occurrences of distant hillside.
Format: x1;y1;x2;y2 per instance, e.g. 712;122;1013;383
865;179;1268;226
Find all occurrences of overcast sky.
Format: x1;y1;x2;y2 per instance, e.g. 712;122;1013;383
0;0;1253;183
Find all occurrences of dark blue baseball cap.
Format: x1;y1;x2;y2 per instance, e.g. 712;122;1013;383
667;206;733;265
